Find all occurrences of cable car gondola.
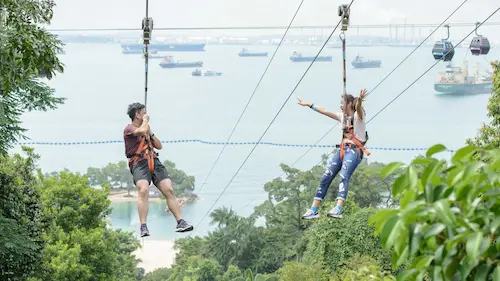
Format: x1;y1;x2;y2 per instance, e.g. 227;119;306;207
469;22;490;56
432;24;454;62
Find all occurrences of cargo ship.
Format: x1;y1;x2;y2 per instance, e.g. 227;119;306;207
159;56;203;68
434;60;493;95
290;51;332;62
120;42;205;52
238;48;268;57
351;55;381;68
192;69;222;76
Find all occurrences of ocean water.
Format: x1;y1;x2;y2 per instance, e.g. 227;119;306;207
11;43;496;239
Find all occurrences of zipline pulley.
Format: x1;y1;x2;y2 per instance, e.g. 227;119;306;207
142;17;154;45
338;4;350;31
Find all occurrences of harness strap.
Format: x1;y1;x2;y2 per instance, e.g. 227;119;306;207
338;125;370;161
129;136;155;173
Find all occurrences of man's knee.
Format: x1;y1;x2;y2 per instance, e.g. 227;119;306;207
158;178;174;196
136;180;150;197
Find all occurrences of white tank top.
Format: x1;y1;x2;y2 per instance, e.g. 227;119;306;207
338;110;367;142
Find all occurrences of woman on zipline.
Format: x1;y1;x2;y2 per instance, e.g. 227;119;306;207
297;89;369;219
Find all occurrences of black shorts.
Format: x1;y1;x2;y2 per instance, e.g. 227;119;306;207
131;158;170;186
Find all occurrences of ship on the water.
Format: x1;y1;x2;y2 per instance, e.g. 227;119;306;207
290;51;332;62
192;69;222;76
159;56;203;68
238;48;268;57
121;42;206;52
434;60;493;95
351;55;381;68
122;47;158;55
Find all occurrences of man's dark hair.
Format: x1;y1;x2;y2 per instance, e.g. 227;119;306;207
127;102;145;120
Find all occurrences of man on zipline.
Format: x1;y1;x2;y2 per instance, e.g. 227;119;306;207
297;89;369;219
124;102;193;236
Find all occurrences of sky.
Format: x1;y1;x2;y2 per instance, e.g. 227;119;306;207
49;0;500;40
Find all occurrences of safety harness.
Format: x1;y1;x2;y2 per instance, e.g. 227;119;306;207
127;136;156;173
338;114;370;161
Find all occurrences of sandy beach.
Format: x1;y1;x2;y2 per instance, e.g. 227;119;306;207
134;239;178;273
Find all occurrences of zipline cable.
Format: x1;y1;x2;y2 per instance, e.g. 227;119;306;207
194;0;355;229
276;0;470;176
296;5;500;171
195;0;306;194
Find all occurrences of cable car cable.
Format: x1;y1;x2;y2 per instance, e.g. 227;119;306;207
273;0;469;177
194;0;306;194
194;0;355;229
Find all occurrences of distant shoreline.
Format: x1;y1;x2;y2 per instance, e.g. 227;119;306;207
108;190;198;207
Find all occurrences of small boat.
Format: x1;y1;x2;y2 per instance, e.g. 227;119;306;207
351;55;381;68
289;51;332;62
238;48;268;57
159;56;203;68
122;47;158;55
192;69;222;76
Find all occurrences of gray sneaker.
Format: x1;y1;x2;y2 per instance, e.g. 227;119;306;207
301;209;320;220
327;206;343;218
175;219;194;232
140;224;150;237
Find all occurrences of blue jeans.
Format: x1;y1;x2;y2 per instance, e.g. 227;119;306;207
314;145;363;202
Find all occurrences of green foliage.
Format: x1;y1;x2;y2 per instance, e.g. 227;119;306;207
142;267;173;281
35;171;142;281
222;265;242;281
0;147;46;280
231;269;278;281
370;144;500;280
342;265;396;281
302;206;392;274
468;61;500;149
276;261;329;281
332;254;395;281
165;256;223;281
0;0;65;154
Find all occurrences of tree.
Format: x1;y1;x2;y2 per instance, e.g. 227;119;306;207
302;205;392;275
35;172;142;281
165;256;223;281
0;147;46;280
371;144;500;280
468;61;500;149
0;0;65;154
276;262;330;281
222;265;242;281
